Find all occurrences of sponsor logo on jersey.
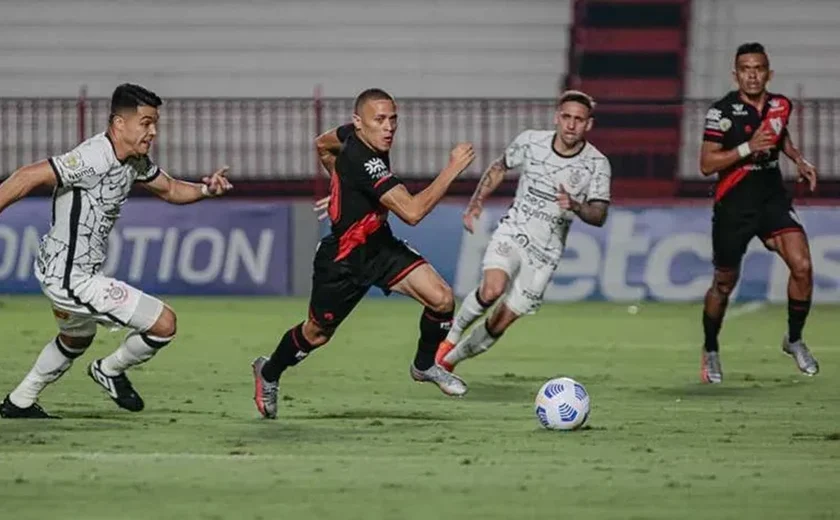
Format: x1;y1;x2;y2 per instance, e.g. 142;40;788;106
731;104;748;116
363;158;389;179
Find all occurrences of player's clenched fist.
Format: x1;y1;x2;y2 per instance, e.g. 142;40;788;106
447;143;476;174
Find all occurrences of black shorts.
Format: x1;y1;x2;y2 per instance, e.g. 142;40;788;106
308;232;426;329
712;196;805;269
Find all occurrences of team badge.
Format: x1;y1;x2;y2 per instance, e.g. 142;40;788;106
718;118;732;131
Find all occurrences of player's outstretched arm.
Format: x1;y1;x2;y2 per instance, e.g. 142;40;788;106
379;143;475;226
462;156;507;233
0;160;58;214
141;166;232;204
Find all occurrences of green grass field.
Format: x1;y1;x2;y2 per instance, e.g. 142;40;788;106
0;296;838;520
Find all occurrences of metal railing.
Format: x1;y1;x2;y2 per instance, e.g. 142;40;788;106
2;91;838;185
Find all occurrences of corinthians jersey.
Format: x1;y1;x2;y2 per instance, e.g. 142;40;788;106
497;130;611;258
36;132;160;289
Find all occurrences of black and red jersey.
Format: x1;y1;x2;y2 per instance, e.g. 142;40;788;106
702;90;792;203
326;124;403;261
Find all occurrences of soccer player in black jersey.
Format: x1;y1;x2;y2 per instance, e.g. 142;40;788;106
699;42;819;383
251;88;475;419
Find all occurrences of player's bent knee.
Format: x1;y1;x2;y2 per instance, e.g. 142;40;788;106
59;334;95;349
427;285;455;314
302;319;333;347
148;305;177;339
479;282;505;305
790;256;812;280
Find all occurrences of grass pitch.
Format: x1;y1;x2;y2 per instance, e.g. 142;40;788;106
0;296;838;520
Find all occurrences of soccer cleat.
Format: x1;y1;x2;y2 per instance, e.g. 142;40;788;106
0;395;59;419
88;360;145;412
435;340;456;372
700;351;723;384
252;356;279;419
782;335;819;376
410;363;468;397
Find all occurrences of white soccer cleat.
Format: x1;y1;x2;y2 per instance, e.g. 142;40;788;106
410;363;467;397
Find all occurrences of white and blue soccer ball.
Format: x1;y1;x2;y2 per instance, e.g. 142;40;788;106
534;377;590;431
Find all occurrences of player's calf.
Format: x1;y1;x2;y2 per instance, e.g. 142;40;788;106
6;333;93;416
90;305;176;412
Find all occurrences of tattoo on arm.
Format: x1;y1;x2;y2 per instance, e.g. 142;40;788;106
469;157;506;207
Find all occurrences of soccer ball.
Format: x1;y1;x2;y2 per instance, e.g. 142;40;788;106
534;377;590;431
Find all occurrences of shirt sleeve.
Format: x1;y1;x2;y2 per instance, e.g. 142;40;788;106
48;139;111;188
336;123;355;143
342;148;403;199
586;156;612;203
503;130;531;169
132;155;160;183
702;105;729;144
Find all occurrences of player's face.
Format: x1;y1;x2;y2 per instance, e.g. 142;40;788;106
354;99;398;153
733;53;772;97
554;102;592;148
116;105;159;156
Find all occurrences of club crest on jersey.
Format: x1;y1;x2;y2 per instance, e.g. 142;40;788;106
363;158;389;179
568;170;583;187
769;117;783;135
731;104;748;116
105;282;129;304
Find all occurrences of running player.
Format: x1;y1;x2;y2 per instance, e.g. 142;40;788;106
435;90;611;376
699;42;819;383
0;83;232;418
251;88;475;419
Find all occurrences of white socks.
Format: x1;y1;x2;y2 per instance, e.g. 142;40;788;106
100;331;173;376
445;289;492;345
443;320;501;367
9;337;87;408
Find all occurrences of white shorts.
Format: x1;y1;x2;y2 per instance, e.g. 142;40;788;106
481;233;557;316
40;275;164;337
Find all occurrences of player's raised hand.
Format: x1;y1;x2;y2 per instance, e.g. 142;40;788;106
748;128;776;154
447;143;476;175
201;166;233;197
314;195;331;221
462;200;482;233
796;158;818;192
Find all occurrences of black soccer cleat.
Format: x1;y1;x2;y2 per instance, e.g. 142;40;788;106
88;360;145;412
0;395;60;419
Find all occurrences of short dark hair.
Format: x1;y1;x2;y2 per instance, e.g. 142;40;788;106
557;90;595;113
735;42;767;60
353;88;395;114
109;83;162;122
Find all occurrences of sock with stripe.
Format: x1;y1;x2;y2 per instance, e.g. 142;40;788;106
445;288;493;345
99;330;173;376
261;323;317;382
414;307;454;370
9;336;87;408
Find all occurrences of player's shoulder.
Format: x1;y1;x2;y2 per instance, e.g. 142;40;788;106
54;133;116;175
708;90;740;110
767;92;793;109
582;141;608;160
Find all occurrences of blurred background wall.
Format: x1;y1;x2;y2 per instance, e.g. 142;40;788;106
1;0;839;302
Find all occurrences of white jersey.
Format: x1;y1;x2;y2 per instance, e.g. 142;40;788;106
35;132;160;290
496;129;611;263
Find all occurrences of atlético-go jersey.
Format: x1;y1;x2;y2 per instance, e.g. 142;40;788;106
702;91;792;203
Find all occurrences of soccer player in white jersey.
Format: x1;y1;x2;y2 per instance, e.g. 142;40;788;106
435;90;611;374
0;84;232;418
